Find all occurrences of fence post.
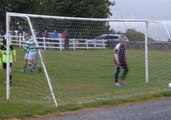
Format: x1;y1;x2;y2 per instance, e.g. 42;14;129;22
94;39;96;49
103;40;105;48
86;40;89;50
73;39;76;50
43;36;46;50
22;35;24;47
19;33;22;47
59;38;62;51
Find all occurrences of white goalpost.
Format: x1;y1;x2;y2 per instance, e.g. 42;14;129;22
6;12;58;107
162;21;171;41
5;12;171;107
26;16;58;107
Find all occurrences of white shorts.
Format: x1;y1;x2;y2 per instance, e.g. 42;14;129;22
28;52;37;61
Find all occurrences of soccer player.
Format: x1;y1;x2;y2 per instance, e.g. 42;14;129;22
114;36;129;86
0;39;16;85
21;33;37;73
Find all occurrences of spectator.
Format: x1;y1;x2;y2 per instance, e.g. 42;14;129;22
43;30;49;47
43;30;49;38
52;30;59;47
62;30;70;50
52;30;59;38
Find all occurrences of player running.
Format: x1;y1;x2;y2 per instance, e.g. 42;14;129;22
114;36;129;86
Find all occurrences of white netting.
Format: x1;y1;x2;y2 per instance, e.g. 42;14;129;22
148;21;171;86
6;13;171;107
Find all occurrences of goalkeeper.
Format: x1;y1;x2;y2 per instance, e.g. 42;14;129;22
21;33;37;73
0;39;16;85
114;36;129;86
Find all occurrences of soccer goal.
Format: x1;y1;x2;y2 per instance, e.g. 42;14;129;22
5;12;171;107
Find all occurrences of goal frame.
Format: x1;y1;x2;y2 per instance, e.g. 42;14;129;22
6;12;150;106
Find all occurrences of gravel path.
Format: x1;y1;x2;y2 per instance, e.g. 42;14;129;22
25;97;171;120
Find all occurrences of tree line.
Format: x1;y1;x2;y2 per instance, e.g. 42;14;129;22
0;0;114;32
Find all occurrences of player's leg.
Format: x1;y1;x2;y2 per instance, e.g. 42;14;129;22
21;59;28;72
28;52;37;73
66;42;69;50
120;61;129;86
31;53;37;70
27;52;33;72
121;61;128;80
2;63;6;81
64;40;66;50
114;65;121;86
21;53;28;72
9;63;13;85
28;61;33;73
3;62;13;85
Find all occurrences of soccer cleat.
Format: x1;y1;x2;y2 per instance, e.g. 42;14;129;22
20;69;25;73
29;69;34;73
119;81;128;86
114;82;121;86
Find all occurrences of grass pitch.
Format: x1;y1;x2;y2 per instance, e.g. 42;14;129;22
0;47;171;119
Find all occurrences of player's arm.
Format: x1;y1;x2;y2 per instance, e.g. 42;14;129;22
114;49;120;65
125;49;128;60
24;41;29;52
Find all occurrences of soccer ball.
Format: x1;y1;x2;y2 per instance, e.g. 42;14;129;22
168;83;171;89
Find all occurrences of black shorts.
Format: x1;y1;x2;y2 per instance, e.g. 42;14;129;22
3;63;13;69
120;61;128;69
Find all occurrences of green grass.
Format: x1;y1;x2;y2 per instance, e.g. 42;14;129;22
0;47;171;119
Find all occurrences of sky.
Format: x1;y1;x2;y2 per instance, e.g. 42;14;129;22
110;0;171;20
109;0;171;41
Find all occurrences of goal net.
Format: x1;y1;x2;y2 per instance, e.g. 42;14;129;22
6;12;171;107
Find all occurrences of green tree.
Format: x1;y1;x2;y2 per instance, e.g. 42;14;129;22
125;28;154;41
38;0;113;18
0;0;39;31
0;0;113;33
32;0;114;38
125;29;145;41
